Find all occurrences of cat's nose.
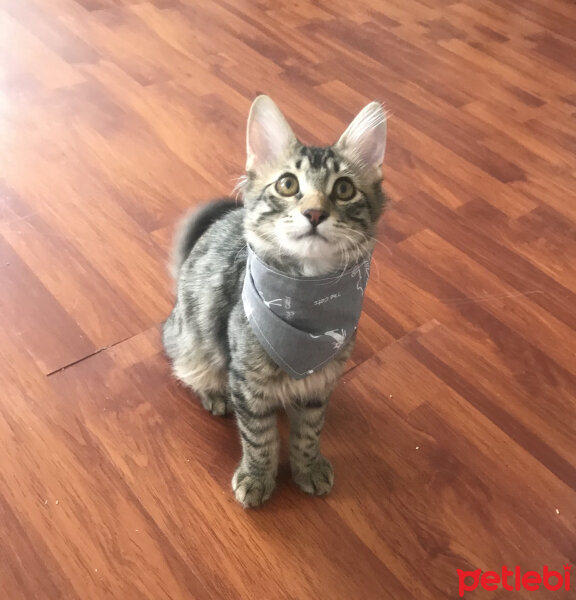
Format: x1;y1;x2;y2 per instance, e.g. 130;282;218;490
303;209;328;227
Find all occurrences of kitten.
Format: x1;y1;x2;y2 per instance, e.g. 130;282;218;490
163;96;388;507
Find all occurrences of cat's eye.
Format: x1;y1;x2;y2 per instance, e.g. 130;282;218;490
275;173;299;197
332;177;356;201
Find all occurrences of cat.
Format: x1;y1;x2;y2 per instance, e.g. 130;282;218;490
162;95;388;507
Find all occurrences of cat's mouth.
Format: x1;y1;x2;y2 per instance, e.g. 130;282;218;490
295;229;329;242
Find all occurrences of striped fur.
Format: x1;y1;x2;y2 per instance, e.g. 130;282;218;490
163;96;387;507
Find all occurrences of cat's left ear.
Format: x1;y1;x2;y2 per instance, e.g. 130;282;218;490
246;95;297;171
336;102;387;170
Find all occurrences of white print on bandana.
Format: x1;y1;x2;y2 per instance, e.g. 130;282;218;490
352;261;371;292
309;328;347;350
259;292;294;312
314;292;342;306
259;292;283;308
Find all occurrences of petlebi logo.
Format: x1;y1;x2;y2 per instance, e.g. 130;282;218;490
457;565;572;596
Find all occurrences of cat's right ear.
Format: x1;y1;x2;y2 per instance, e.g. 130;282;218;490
246;96;296;171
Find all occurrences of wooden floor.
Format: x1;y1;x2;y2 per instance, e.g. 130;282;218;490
1;0;575;598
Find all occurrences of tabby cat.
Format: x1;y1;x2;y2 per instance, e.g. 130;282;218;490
163;96;388;507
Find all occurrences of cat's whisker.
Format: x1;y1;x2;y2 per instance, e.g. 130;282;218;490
335;228;382;285
355;230;393;256
340;229;371;259
232;175;249;202
350;233;382;284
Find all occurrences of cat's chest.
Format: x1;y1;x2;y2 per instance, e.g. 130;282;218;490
231;302;354;402
262;344;351;403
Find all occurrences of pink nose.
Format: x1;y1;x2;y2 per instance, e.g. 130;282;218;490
303;209;328;227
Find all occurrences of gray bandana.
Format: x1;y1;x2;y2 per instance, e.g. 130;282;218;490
242;246;371;379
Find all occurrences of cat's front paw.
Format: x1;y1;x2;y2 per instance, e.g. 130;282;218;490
232;466;276;508
292;455;334;496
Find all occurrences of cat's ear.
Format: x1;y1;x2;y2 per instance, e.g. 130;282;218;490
246;95;296;171
336;102;387;170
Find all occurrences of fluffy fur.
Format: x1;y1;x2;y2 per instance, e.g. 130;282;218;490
163;96;388;507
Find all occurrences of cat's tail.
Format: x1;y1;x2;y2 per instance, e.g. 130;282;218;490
170;198;240;279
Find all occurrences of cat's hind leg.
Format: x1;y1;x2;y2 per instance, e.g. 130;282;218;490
172;354;231;416
163;313;232;416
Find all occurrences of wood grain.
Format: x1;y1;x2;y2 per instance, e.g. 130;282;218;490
0;0;574;598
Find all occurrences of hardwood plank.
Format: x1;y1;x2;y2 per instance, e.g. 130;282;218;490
0;237;96;373
400;192;576;330
402;228;576;376
3;0;99;65
2;213;151;350
1;0;575;598
328;333;575;598
47;335;412;600
0;334;213;600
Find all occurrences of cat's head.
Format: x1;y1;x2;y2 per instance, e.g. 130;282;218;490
240;95;388;275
